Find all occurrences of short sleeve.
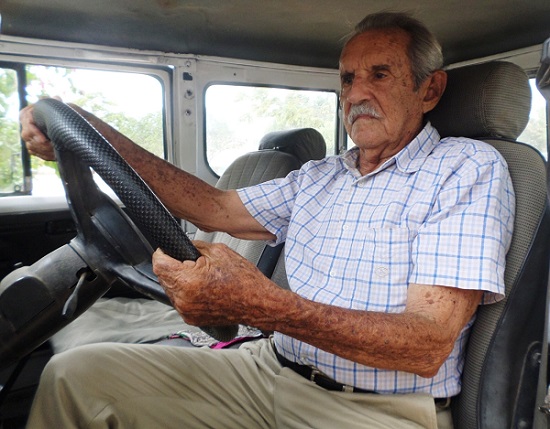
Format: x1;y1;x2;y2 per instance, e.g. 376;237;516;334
411;152;515;304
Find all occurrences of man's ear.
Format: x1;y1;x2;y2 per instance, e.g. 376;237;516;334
421;70;447;114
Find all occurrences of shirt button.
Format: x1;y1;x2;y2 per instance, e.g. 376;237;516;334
375;266;389;277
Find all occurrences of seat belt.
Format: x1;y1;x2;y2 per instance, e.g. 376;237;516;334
256;242;285;279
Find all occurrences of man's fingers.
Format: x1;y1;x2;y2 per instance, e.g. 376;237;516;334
152;248;200;277
19;104;58;161
191;240;211;254
152;248;182;273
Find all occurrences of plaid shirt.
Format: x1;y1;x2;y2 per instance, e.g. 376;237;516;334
237;123;515;397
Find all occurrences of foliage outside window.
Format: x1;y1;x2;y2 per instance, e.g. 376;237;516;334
0;68;22;193
206;85;338;176
0;65;164;196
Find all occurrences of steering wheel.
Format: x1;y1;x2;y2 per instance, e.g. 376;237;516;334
0;99;237;368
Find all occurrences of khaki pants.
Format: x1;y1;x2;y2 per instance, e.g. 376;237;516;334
26;339;453;428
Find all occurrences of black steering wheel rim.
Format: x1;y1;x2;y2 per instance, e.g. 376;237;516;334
33;99;200;262
32;98;237;342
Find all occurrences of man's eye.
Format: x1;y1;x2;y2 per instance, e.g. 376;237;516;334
374;72;387;79
341;73;353;85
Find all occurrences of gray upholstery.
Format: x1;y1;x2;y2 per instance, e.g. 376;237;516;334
429;61;550;428
216;150;301;191
258;128;327;164
428;61;531;140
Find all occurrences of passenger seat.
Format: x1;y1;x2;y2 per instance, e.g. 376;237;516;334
195;127;326;267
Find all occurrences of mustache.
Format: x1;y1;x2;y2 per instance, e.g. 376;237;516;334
346;102;381;124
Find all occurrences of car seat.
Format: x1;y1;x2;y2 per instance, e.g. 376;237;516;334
195;127;326;270
427;61;550;429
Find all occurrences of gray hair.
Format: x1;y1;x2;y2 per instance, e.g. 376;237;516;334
344;12;443;89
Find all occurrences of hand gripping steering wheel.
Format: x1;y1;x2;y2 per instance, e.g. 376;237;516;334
0;99;237;368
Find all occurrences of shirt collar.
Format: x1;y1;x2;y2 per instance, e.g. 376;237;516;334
341;122;441;177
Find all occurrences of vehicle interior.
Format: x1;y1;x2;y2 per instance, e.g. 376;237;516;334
0;1;549;428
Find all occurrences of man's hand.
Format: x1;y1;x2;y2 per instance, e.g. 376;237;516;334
20;104;56;161
20;101;96;161
153;240;483;377
152;241;271;327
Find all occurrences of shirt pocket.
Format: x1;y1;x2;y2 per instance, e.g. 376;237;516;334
356;227;413;312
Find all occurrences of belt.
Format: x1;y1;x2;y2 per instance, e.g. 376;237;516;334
274;347;375;393
274;346;451;407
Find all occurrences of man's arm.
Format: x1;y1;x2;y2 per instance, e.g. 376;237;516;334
153;241;482;378
20;103;273;241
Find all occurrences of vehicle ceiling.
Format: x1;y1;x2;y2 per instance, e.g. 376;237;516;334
1;0;549;69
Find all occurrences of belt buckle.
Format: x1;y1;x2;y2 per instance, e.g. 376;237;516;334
309;368;322;382
309;367;355;393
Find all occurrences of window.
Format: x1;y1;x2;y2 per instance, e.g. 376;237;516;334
0;65;26;194
0;65;164;196
205;85;338;176
518;78;548;158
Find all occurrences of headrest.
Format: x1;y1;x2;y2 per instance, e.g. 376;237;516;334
258;128;327;164
427;61;531;140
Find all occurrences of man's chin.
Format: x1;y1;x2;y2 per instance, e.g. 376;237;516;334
348;117;379;135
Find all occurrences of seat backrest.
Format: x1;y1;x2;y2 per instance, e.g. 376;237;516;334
427;61;550;429
195;128;326;268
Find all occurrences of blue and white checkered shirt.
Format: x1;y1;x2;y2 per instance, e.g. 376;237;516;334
237;123;515;397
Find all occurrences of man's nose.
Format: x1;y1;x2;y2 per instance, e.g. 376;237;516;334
343;77;372;105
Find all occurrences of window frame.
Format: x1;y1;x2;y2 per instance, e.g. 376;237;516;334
0;37;174;209
184;57;343;187
0;61;30;195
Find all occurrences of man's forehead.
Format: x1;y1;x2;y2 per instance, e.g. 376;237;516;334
339;61;395;72
339;29;411;71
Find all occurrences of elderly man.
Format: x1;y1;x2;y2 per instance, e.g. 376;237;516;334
21;11;513;429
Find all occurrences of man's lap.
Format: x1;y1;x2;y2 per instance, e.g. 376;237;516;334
27;339;442;428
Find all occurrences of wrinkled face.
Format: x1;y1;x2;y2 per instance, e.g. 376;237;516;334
339;29;428;153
